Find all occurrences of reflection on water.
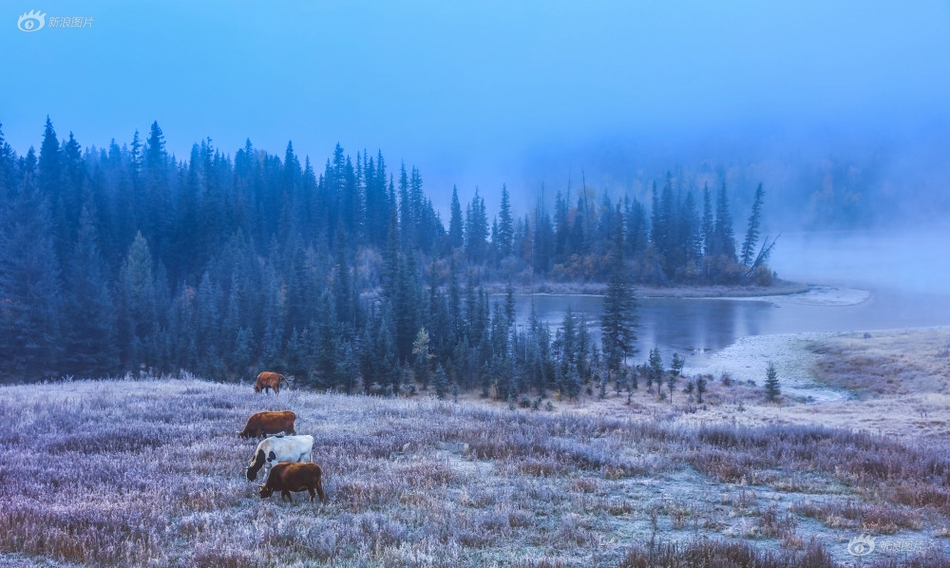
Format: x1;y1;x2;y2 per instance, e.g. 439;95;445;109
510;288;950;365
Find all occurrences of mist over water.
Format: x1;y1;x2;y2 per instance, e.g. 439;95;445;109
775;230;950;294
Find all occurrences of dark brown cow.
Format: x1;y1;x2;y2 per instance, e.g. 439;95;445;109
239;410;296;439
254;372;289;394
259;462;326;503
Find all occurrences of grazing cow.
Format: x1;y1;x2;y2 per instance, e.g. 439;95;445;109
259;462;326;503
239;410;297;439
245;434;313;481
254;372;289;394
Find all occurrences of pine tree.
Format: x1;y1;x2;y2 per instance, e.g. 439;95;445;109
398;162;411;248
601;224;638;371
37;117;62;203
448;185;464;250
764;361;780;401
647;347;663;391
465;189;488;263
497;185;514;258
59;132;86;258
696;374;707;403
433;363;449;400
62;205;119;377
625;197;648;258
118;232;159;371
533;189;554;274
667;353;684;402
232;326;255;380
195;270;223;377
714;180;737;262
701;183;714;257
553;190;569;263
680;192;701;268
649;181;662;249
0;123;14;201
143;121;172;259
412;327;432;389
741;183;765;267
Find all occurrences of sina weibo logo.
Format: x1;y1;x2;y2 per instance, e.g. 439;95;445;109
847;534;876;556
17;10;46;32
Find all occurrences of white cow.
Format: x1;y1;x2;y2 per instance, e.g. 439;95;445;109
244;434;313;481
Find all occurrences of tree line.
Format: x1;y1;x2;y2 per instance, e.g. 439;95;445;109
0;119;773;392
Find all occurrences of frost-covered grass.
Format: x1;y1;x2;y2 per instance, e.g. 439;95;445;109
1;378;949;567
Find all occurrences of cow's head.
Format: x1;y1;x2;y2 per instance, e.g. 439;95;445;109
253;383;262;392
246;449;266;481
259;485;274;499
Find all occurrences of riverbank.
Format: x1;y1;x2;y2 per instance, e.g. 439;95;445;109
485;279;810;298
543;326;950;442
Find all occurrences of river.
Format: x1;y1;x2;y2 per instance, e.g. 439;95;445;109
509;229;950;365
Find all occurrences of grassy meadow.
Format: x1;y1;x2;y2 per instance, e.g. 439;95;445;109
2;331;950;567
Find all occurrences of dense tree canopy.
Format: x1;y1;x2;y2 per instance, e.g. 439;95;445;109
0;119;772;389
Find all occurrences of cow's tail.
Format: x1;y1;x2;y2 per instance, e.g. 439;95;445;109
280;374;290;388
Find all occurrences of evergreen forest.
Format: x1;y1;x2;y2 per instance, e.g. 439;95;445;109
0;119;774;394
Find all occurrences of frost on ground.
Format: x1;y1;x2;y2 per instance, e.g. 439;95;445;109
675;326;950;440
688;332;844;403
1;365;950;567
766;286;872;307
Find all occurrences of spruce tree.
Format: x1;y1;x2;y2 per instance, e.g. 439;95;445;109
553;190;569;262
696;375;707;403
63;205;119;377
498;185;514;258
625;197;648;258
647;347;663;391
667;353;684;402
448;185;464;249
764;361;780;401
741;183;765;267
464;189;488;263
433;363;449;400
412;327;432;389
601;224;638;372
118;232;159;371
701;183;714;256
714;180;737;262
0;123;14;201
533;190;554;274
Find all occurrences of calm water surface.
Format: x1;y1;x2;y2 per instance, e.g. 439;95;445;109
511;288;950;365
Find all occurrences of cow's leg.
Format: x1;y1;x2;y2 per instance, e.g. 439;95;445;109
308;487;316;502
282;490;293;502
315;478;326;504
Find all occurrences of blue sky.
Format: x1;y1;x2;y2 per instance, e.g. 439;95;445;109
3;1;949;213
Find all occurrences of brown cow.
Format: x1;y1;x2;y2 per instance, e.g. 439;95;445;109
239;410;296;439
254;372;289;394
259;462;326;503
